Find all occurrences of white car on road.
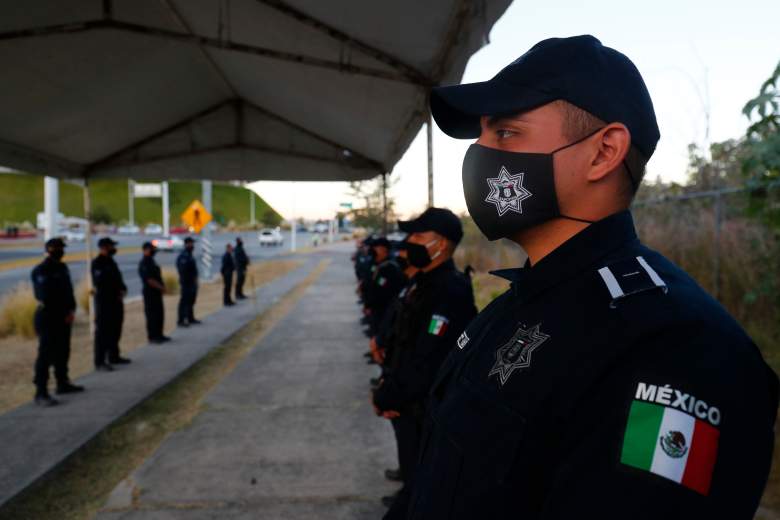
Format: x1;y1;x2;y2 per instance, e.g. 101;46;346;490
258;228;283;246
152;235;184;252
118;224;140;235
144;223;163;235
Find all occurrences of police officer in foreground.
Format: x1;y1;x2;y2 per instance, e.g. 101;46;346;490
372;208;477;512
177;237;200;326
362;237;405;337
398;36;778;519
234;237;249;300
92;237;130;370
139;242;171;344
31;238;83;406
221;243;236;307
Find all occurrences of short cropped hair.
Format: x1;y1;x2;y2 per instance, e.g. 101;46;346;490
553;100;648;199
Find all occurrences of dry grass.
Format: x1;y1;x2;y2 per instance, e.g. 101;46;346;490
161;269;179;294
0;258;303;414
0;283;37;339
76;277;91;313
0;258;329;520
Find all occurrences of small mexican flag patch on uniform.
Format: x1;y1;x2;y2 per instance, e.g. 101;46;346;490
427;314;449;336
621;383;720;496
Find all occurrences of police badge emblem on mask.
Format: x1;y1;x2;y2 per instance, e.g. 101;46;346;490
461;130;601;241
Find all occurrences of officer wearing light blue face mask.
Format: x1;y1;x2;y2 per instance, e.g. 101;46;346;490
392;35;778;520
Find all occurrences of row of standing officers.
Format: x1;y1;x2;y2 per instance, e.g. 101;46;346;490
354;208;476;516
31;235;250;406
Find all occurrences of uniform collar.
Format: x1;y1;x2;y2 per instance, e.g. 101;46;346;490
490;210;639;301
417;257;455;282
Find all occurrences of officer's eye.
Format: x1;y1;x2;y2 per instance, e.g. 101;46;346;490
496;129;516;140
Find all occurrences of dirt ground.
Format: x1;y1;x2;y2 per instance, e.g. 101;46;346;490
0;258;302;414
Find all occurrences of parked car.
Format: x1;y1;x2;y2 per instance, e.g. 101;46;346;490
118;224;140;235
144;223;163;235
152;235;184;252
258;228;283;246
61;229;85;243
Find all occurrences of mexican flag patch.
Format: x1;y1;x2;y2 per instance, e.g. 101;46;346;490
621;383;720;496
427;314;449;336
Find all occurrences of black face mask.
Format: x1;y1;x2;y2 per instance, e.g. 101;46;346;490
461;129;602;241
394;255;409;271
401;240;440;269
48;249;64;261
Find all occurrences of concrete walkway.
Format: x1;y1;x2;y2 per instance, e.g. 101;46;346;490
0;253;324;507
97;247;397;519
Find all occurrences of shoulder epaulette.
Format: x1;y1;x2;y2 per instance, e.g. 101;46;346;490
597;255;668;308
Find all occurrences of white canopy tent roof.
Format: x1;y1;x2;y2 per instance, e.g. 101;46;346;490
0;0;511;183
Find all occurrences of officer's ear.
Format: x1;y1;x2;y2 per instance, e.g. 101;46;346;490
587;123;631;183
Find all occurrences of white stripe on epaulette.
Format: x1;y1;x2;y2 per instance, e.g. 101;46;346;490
598;256;668;308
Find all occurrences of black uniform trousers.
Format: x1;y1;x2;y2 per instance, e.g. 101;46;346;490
222;271;234;304
33;309;71;393
143;288;164;340
178;283;197;323
94;299;123;366
392;413;423;482
235;269;246;298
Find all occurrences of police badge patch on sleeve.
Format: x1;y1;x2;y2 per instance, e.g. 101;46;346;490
489;323;550;386
620;382;720;495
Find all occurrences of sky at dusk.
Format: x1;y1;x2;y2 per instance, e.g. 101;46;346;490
252;0;780;220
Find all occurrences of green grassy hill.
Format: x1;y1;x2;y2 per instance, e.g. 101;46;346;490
0;173;282;227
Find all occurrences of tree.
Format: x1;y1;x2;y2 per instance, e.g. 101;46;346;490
742;60;780;228
346;175;398;231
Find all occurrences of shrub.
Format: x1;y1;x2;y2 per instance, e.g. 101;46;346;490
0;282;38;339
162;270;179;295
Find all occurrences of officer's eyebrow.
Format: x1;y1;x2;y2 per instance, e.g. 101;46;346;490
486;113;528;128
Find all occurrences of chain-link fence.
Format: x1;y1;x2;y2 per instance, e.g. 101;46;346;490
633;188;780;361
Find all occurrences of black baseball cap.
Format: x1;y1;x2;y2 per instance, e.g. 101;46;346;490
183;236;195;244
370;237;391;249
398;207;463;244
142;241;156;250
97;237;117;248
430;35;660;159
45;237;66;249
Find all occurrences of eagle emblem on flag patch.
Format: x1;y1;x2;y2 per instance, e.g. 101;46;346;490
488;323;549;386
621;382;720;495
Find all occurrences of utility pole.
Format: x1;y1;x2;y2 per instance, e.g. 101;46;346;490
249;187;256;227
83;179;95;336
201;180;213;281
162;181;170;236
43;176;58;240
127;179;135;226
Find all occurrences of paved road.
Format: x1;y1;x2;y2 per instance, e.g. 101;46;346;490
0;231;322;299
98;247;397;519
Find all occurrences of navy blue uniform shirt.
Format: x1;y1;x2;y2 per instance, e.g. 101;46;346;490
374;259;477;413
408;210;778;520
31;258;76;316
221;251;235;276
91;254;126;303
138;255;162;294
176;249;198;286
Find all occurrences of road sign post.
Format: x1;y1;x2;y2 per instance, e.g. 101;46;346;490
181;197;214;281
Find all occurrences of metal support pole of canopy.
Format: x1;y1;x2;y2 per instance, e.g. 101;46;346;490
382;172;388;235
83;179;95;337
427;110;434;208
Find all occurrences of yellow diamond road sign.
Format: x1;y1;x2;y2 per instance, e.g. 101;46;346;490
181;200;212;234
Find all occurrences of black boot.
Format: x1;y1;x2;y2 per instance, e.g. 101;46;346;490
56;382;85;394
